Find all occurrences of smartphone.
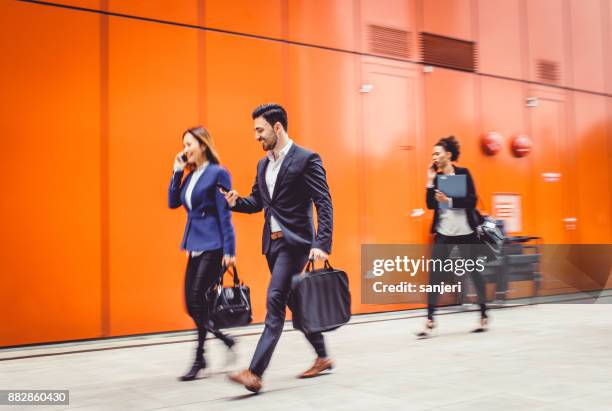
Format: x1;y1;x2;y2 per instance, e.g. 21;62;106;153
180;153;188;162
217;182;230;193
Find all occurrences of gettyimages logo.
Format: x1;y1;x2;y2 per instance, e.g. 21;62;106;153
361;244;490;304
361;244;612;305
370;255;487;277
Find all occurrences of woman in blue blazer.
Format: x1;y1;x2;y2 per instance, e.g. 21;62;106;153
169;126;237;381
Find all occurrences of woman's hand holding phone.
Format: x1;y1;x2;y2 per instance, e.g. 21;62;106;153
174;151;187;171
427;163;437;185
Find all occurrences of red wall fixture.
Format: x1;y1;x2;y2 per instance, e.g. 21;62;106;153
511;134;533;157
481;131;503;155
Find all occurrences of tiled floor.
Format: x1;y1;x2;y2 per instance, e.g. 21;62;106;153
1;303;611;410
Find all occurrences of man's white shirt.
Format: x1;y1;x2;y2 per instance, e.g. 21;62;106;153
265;139;293;233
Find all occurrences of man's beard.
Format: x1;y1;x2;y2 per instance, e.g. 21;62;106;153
262;136;277;151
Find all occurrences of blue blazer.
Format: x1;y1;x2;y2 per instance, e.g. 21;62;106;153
168;164;236;255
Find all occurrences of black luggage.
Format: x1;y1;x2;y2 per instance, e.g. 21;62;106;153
207;265;252;329
290;260;351;334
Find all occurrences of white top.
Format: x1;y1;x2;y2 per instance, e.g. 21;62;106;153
185;162;209;211
180;162;209;257
266;139;293;233
435;171;473;236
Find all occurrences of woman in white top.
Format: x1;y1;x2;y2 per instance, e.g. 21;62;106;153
418;136;488;337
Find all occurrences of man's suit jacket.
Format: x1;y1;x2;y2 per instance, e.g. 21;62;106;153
232;143;333;255
168;164;236;255
426;165;479;234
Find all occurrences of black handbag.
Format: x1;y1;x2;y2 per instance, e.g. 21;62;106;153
207;265;252;329
289;259;351;334
471;207;505;259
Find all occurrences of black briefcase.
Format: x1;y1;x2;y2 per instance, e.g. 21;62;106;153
207;265;252;329
290;260;351;334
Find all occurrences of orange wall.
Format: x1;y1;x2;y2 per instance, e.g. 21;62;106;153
477;77;533;230
1;1;103;345
106;15;201;336
477;0;523;79
423;0;474;41
572;92;611;243
203;31;286;324
108;0;200;25
287;46;362;311
205;0;284;39
1;0;611;347
526;0;568;86
568;0;606;93
288;0;357;50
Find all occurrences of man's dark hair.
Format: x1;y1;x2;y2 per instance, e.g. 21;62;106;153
252;103;288;132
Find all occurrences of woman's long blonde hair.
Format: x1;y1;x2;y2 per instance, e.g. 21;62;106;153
185;126;221;170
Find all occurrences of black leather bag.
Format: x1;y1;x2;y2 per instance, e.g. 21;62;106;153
289;260;351;334
472;208;505;259
207;265;252;329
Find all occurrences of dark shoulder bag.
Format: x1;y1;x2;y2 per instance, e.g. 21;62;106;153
207;265;252;329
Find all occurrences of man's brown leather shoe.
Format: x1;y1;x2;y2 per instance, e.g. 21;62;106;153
298;357;334;378
228;369;262;393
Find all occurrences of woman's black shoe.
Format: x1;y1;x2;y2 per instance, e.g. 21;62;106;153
416;319;436;338
179;360;206;381
471;316;489;333
225;336;236;349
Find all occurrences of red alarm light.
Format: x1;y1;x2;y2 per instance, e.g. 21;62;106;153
511;134;532;157
481;132;503;156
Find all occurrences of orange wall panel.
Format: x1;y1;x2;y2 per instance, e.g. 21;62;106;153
44;1;102;10
568;0;606;93
204;0;284;39
572;92;611;243
423;0;474;41
108;0;199;26
35;1;199;24
423;68;478;174
287;0;356;51
477;77;533;234
477;0;522;79
358;59;426;314
526;0;568;86
0;2;102;346
360;60;424;244
607;0;612;94
529;86;570;244
287;46;361;311
422;67;479;246
107;17;199;336
609;98;612;234
204;33;285;323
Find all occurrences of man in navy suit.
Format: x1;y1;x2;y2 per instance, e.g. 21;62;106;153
224;103;334;393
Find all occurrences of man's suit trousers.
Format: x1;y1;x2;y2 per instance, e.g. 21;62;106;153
249;237;327;376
